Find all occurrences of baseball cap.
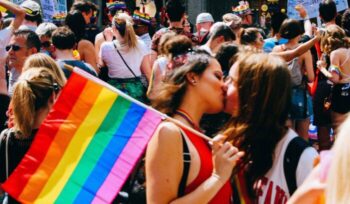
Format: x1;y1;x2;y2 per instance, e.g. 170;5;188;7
20;0;41;17
36;22;58;36
196;12;214;24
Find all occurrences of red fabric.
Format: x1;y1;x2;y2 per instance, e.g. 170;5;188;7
308;41;322;97
182;128;232;204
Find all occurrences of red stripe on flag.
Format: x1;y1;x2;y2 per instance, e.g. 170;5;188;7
2;73;88;198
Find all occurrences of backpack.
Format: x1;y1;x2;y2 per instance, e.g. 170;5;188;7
283;136;310;195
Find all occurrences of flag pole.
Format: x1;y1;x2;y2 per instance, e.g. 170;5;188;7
64;65;213;141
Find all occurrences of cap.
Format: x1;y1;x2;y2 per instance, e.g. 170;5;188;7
133;10;151;25
20;0;41;17
196;12;214;24
222;13;242;29
36;22;58;36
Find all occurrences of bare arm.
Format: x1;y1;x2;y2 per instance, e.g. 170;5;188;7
78;40;99;73
272;36;318;62
140;54;153;82
0;0;25;30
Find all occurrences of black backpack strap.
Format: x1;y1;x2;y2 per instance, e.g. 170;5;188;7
177;130;191;197
283;136;309;195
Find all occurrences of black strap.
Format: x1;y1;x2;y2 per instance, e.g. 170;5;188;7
113;42;138;78
177;131;191;197
283;136;309;195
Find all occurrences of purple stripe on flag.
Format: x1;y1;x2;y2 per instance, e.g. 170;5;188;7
91;110;162;203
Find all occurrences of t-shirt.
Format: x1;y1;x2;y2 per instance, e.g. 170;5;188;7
8;68;21;96
263;37;288;53
257;129;318;203
100;39;151;78
57;60;97;79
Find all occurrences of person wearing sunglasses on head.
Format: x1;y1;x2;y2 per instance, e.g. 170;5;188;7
6;30;40;96
35;22;58;58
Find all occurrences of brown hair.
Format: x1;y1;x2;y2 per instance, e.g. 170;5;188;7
157;31;177;55
240;27;261;45
163;35;193;59
321;25;350;55
12;68;60;137
23;53;67;88
151;51;213;115
224;53;291;197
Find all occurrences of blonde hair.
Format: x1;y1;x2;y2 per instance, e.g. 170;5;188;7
321;25;350;55
113;12;138;49
12;68;60;137
23;53;67;87
326;114;350;203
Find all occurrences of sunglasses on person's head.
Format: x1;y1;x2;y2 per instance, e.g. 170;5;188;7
41;41;51;48
5;44;24;52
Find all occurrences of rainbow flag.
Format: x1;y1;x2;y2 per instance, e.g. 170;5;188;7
2;69;163;203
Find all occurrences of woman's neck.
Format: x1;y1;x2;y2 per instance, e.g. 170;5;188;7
33;107;50;129
174;104;203;130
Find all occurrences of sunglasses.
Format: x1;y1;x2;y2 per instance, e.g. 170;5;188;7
5;44;24;52
41;41;51;48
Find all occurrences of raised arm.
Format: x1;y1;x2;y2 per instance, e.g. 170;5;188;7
0;0;25;30
272;36;319;62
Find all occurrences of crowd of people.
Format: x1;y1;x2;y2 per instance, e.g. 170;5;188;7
1;0;350;203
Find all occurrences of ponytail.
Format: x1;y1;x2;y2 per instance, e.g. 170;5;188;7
113;13;138;49
12;80;36;137
12;68;59;137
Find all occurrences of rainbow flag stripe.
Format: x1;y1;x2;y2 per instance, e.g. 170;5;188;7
2;69;163;203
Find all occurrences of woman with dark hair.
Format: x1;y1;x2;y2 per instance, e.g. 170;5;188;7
65;10;98;72
240;27;265;50
146;51;243;203
318;25;350;130
223;53;318;203
272;19;314;141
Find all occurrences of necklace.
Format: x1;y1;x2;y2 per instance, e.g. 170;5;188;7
174;109;201;131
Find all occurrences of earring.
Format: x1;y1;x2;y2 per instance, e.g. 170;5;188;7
192;80;196;84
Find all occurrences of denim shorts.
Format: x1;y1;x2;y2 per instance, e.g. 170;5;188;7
290;87;313;120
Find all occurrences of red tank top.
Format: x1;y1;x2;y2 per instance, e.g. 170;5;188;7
182;128;233;203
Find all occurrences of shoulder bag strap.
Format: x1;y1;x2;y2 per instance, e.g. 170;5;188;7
283;136;309;195
177;130;191;197
113;42;137;78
